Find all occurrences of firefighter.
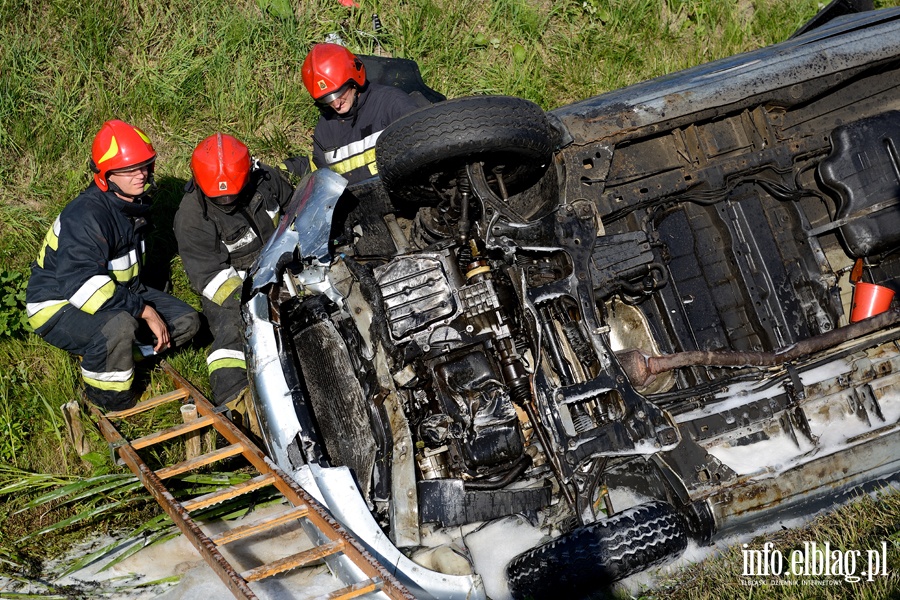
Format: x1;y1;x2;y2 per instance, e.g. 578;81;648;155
299;43;420;184
26;120;201;411
173;133;294;427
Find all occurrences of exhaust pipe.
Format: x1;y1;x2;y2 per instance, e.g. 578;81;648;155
617;308;900;387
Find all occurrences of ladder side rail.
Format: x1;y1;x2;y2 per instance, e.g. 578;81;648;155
260;459;410;600
161;362;416;600
95;415;259;600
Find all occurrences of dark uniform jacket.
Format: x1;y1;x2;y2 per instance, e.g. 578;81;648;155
312;82;419;185
174;163;294;307
26;184;150;330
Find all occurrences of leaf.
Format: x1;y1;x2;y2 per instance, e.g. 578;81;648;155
513;43;527;63
99;530;181;572
58;537;135;577
256;0;293;20
0;269;29;337
56;477;143;508
174;472;252;486
81;451;109;468
17;474;137;512
0;467;70;496
19;495;145;541
130;574;182;588
59;513;174;577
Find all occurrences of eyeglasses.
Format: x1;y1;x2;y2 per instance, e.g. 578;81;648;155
111;164;152;177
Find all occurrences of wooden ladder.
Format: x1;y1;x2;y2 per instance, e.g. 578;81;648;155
93;360;414;600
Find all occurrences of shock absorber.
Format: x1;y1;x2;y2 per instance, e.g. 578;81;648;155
539;300;595;433
456;167;472;245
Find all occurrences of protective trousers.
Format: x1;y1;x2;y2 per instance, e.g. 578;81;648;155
37;287;199;411
202;297;248;406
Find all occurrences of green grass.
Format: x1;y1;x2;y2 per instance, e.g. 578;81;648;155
647;489;900;600
2;0;900;593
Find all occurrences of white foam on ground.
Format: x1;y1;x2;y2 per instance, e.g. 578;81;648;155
464;515;548;600
2;502;338;600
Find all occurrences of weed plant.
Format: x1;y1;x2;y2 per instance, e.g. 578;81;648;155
2;0;900;595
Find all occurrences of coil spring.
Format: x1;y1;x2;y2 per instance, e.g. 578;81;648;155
572;409;594;433
456;243;473;271
563;321;592;358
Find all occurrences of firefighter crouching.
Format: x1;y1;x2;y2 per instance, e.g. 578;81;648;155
174;133;294;433
26;120;201;412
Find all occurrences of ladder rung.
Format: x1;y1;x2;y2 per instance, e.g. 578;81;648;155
94;360;416;600
181;473;278;512
241;540;345;582
315;577;383;600
130;415;214;449
210;505;310;546
105;388;190;419
155;443;244;480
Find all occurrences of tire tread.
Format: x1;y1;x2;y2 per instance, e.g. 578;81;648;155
376;96;554;203
506;500;688;599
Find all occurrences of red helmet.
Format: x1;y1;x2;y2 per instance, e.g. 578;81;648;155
302;43;366;104
190;133;251;198
90;120;156;191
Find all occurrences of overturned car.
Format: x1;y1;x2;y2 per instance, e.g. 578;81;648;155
243;6;900;599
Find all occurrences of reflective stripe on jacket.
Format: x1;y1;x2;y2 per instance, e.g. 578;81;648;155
312;83;419;185
207;348;247;374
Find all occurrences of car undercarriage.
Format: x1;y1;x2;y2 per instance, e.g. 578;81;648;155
243;6;900;599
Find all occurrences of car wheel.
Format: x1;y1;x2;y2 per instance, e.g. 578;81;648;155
376;95;556;205
505;500;688;599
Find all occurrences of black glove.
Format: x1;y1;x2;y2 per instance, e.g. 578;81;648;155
279;155;311;177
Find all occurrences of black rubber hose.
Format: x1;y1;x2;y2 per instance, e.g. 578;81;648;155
465;453;532;491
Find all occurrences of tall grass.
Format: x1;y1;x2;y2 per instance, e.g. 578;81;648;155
2;0;900;591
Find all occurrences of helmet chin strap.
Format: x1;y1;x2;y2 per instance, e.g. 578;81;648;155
135;177;158;204
204;184;250;214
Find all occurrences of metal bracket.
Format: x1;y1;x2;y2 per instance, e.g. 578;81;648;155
805;197;900;237
784;363;806;402
107;438;128;466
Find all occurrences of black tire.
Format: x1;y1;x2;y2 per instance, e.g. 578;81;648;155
506;500;688;600
376;95;555;204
